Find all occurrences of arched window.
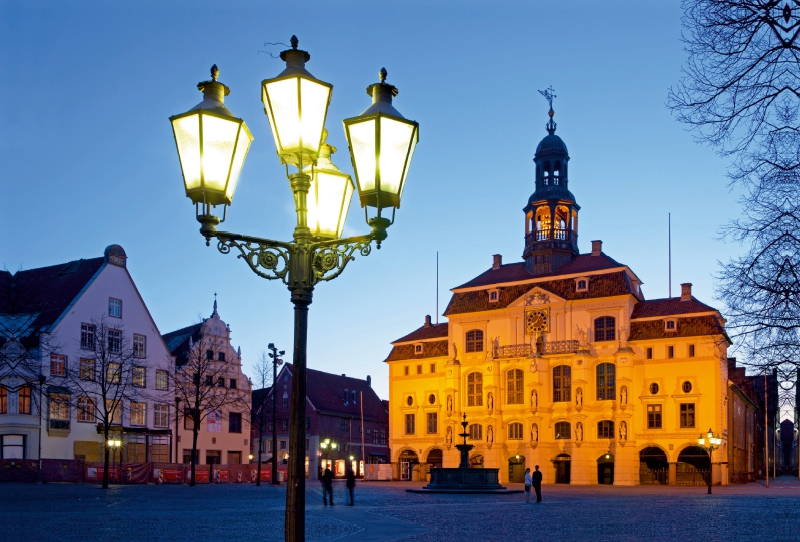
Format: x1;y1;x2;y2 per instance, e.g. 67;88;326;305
468;424;483;441
596;363;616;400
553;365;571;402
466;330;484;353
507;369;524;404
555;421;571;439
467;372;483;407
508;422;523;440
597;420;614;438
594;316;616;342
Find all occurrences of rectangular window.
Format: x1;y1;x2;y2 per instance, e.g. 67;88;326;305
229;379;237;389
306;417;311;430
107;363;121;384
19;387;31;415
279;440;287;450
218;352;226;362
430;363;436;373
132;366;146;388
205;375;213;386
646;347;653;360
216;377;225;388
206;350;214;361
133;334;146;358
77;397;95;422
50;354;66;377
416;365;422;375
106;400;122;424
130;402;146;426
0;387;6;414
108;329;121;353
667;346;674;359
154;405;169;427
404;366;409;376
553;365;571;402
108;298;122;318
184;409;195;430
372;431;379;444
341;418;348;431
680;403;696;428
647;404;662;429
405;414;415;435
156;370;169;390
229;412;242;433
80;359;95;381
427;412;438;434
50;394;70;420
688;344;695;358
281;419;288;431
80;324;95;350
597;420;614;438
468;424;482;440
380;431;386;445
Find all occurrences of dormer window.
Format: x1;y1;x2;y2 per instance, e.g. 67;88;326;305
665;319;677;332
575;278;588;292
488;289;499;303
414;343;423;355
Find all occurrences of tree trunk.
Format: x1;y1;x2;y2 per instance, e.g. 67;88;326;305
191;424;199;487
101;426;110;489
257;416;263;486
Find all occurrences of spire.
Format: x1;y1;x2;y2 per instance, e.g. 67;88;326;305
538;86;557;135
212;292;218;317
237;346;242;360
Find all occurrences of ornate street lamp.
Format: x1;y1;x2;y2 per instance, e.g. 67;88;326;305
167;36;419;542
697;428;722;495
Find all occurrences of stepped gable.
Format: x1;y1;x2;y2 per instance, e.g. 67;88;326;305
630;296;717;319
445;270;634;316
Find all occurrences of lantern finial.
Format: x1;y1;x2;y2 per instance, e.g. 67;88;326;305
290;35;299;49
211;64;219;81
379;67;388;84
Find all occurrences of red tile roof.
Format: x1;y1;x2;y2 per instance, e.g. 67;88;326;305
392;322;449;344
630;297;717;319
629;315;726;341
455;253;625;289
445;271;634;316
385;340;449;362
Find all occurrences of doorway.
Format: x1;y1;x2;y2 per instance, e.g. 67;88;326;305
399;450;418;481
597;454;614;484
554;454;571;484
508;455;526;482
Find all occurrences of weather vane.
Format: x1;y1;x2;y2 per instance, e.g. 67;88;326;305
538;86;557;134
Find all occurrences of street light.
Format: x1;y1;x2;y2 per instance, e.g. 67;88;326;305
107;439;121;485
168;36;418;542
264;342;285;487
697;428;722;495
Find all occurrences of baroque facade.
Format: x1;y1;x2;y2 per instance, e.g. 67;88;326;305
386;108;732;486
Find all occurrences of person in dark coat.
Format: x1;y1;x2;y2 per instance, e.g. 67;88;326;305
532;464;543;503
322;467;334;506
346;467;356;506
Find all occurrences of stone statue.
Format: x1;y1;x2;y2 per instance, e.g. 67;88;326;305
575;422;583;442
531;389;538;409
619;420;627;441
619;327;629;349
620;386;628;405
446;395;453;417
487;392;494;412
575;325;587;348
445;426;453;448
531;423;539;443
576;387;583;407
487;425;494;446
451;342;458;361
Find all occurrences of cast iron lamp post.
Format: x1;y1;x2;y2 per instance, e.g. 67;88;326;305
107;439;121;484
267;342;285;486
169;36;418;542
697;429;722;495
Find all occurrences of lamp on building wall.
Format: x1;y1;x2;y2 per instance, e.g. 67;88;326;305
697;428;722;495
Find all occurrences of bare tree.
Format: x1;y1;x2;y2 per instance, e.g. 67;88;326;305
173;333;248;487
62;316;140;489
251;351;272;487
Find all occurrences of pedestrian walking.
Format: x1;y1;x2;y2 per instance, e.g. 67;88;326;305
346;467;356;506
322;467;334;506
524;468;532;503
532;465;543;503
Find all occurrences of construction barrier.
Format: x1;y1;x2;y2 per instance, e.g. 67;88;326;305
121;462;151;484
42;459;84;483
0;459;39;483
152;463;185;484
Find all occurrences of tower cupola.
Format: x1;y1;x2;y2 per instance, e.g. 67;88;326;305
523;87;580;275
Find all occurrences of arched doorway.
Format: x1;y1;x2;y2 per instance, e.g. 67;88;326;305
553;454;571;484
399;450;418;481
597;453;614;485
469;454;484;468
677;446;710;486
639;447;668;485
508;455;526;483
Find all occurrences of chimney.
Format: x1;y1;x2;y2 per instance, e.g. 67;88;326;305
680;283;692;301
424;315;431;327
366;375;372;387
492;254;502;270
342;374;346;377
591;240;602;256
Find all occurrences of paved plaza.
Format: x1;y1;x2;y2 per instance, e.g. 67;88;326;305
2;478;800;541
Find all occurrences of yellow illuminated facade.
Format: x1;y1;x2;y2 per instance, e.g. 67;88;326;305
386;111;731;486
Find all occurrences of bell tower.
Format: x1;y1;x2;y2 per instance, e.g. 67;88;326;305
523;88;580;275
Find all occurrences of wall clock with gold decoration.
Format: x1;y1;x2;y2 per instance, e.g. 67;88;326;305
525;309;549;334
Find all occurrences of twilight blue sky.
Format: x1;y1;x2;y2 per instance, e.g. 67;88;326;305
1;1;740;400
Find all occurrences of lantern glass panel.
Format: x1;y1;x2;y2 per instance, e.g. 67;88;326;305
227;124;251;201
172;115;202;190
202;115;240;193
348;119;377;191
379;116;415;197
299;78;330;156
309;170;353;238
264;78;300;153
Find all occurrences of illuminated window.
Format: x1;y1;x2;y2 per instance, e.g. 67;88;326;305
466;330;484;353
107;363;121;384
0;387;6;414
132;366;146;388
130;402;146;426
467;372;483;407
156;370;169;390
596;363;615;400
50;394;70;420
597;420;614;438
50;354;66;377
80;359;94;381
507;369;524;404
594;317;615;342
18;387;31;415
106;400;122;424
555;421;571;439
553;366;571;402
77;397;95;422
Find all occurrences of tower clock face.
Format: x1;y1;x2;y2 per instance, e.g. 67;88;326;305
525;310;549;333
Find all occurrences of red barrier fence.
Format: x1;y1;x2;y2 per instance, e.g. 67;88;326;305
0;459;39;483
42;459;84;483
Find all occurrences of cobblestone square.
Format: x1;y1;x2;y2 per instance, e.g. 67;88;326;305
2;478;799;542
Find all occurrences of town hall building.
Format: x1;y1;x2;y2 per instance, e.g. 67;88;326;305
386;103;732;486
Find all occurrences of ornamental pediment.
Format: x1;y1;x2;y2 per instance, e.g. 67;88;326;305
507;286;565;309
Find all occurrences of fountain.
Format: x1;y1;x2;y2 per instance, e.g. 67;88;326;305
406;414;521;494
